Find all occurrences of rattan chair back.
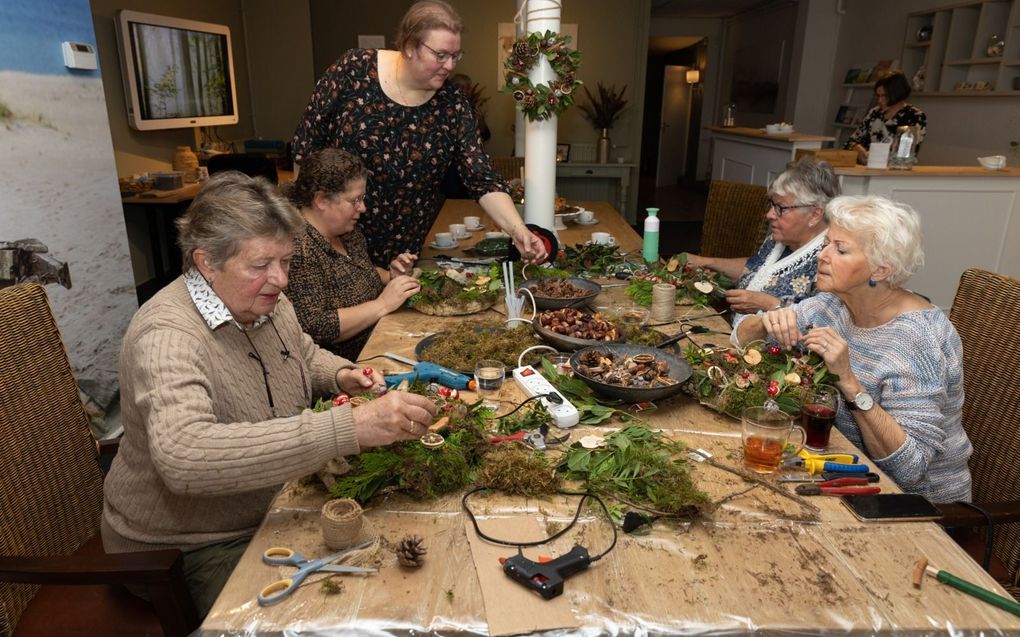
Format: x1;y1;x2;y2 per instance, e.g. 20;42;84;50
700;180;769;258
948;268;1020;588
490;156;525;182
0;284;105;634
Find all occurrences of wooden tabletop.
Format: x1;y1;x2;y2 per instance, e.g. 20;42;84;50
836;165;1020;177
707;126;835;143
199;201;1018;636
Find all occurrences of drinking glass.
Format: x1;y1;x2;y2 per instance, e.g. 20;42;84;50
741;406;805;474
474;359;506;412
801;385;839;451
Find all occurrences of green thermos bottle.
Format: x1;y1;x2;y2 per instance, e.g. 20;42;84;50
643;208;660;264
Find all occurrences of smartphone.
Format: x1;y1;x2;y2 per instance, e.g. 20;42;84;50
840;494;943;522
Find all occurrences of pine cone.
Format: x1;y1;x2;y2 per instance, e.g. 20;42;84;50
396;535;427;568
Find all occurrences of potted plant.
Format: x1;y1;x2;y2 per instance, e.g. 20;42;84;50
578;82;628;163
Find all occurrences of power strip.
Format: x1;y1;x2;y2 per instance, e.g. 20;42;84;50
511;365;579;428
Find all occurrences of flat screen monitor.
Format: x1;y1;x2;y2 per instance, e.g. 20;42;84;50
115;10;239;131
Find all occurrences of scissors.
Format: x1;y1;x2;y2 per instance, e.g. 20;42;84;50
257;540;377;606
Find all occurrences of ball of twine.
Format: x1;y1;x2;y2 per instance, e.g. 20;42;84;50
320;498;364;550
651;283;676;322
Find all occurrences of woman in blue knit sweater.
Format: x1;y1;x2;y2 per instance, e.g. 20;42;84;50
735;195;972;503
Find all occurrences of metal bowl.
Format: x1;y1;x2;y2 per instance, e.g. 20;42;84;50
531;315;623;352
569;343;693;403
521;277;602;310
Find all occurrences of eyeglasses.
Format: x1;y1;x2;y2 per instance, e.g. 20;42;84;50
767;199;811;218
343;194;366;207
419;42;464;64
243;318;309;418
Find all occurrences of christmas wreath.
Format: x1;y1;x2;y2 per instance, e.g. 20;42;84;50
502;29;582;122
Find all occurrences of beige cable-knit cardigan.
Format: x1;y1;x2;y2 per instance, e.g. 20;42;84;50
103;277;360;553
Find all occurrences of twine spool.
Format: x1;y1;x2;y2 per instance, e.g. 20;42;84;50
320;498;364;550
651;283;676;322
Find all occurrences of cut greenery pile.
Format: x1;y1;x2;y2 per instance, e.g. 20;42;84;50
627;253;731;307
408;265;502;315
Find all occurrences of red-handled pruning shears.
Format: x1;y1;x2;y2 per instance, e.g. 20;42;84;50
794;477;881;496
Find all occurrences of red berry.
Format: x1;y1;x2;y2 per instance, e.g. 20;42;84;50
741;371;751;379
332;394;350;406
768;345;782;356
361;367;374;376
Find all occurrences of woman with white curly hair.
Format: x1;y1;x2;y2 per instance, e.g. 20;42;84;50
734;195;972;503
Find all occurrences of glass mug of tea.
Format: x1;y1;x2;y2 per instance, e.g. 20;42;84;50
741;406;805;474
802;385;839;451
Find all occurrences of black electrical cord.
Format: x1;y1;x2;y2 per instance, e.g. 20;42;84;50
461;487;618;562
495;392;561;420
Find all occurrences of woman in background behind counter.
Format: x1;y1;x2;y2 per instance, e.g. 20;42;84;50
845;72;927;165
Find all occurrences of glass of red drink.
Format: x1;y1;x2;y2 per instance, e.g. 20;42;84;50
802;385;838;450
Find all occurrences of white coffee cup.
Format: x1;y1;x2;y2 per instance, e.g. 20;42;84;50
434;232;455;247
578;209;595;223
591;232;615;246
464;215;481;229
485;231;506;240
450;223;467;238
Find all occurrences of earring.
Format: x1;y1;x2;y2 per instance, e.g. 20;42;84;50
868;278;877;287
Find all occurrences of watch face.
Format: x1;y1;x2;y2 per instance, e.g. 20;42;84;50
855;392;874;411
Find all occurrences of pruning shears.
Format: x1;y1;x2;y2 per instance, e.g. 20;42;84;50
794;477;882;496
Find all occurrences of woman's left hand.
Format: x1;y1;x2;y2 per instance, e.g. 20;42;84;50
337;367;385;393
388;252;417;279
511;225;547;264
801;326;852;378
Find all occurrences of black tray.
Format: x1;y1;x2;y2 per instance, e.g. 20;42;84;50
531;315;624;352
569;343;693;403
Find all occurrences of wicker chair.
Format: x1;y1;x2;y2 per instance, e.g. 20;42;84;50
490;156;525;182
700;180;770;258
0;284;197;636
940;268;1020;600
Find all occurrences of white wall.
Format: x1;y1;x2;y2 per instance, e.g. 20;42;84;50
788;0;843;135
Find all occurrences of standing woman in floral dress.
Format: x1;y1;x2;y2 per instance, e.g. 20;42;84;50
291;0;545;266
845;72;927;165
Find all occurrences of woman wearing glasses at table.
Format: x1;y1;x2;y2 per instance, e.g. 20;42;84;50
291;0;545;267
685;157;840;316
733;195;972;503
845;72;927;165
285;149;420;361
102;172;437;617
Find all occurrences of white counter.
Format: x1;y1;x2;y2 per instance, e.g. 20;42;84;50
707;126;834;186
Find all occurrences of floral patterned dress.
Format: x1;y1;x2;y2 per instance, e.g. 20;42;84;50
844;104;927;152
291;49;509;265
736;232;827;308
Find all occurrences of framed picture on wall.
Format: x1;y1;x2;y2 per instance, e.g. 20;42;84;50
556;144;570;162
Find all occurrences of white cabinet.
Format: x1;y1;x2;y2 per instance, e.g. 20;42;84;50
902;0;1020;95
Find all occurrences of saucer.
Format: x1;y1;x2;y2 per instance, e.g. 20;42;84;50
429;240;459;250
575;217;598;225
453;232;471;240
586;239;616;247
465;224;485;232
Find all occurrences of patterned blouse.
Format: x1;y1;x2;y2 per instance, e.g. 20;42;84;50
286;223;384;361
291;49;510;265
844;104;927;152
737;233;825;307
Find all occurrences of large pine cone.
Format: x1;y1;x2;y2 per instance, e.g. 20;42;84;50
396;535;427;568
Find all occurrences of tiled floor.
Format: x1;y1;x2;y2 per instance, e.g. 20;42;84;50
634;175;708;257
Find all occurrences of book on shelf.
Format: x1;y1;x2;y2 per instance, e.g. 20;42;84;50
835;105;851;124
844;68;861;84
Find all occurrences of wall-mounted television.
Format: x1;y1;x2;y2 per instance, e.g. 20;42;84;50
115;10;239;131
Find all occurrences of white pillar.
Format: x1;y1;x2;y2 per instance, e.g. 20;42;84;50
513;0;526;158
522;0;559;232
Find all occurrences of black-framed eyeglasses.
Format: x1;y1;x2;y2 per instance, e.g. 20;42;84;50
243;318;309;418
767;199;811;218
419;42;464;64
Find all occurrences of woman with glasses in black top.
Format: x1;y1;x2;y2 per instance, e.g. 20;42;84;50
685;157;840;318
845;72;927;165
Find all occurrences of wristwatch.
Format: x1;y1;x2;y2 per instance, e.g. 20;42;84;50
846;391;874;412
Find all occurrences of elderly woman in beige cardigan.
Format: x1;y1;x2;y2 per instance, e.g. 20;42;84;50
102;172;436;617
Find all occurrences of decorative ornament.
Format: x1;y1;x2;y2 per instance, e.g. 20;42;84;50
501;30;582;122
396;535;427;567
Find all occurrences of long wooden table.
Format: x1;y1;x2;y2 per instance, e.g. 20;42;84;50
199;201;1020;636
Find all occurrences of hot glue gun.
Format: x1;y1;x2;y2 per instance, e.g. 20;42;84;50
501;545;592;600
382;352;475;391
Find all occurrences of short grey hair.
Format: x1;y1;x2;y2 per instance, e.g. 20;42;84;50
770;157;841;209
176;171;304;271
824;195;924;286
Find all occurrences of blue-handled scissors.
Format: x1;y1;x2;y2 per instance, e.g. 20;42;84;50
257;540;377;606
